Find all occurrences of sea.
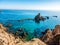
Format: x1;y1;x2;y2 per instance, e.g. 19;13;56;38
0;10;60;40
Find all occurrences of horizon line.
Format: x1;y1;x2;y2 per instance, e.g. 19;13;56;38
0;9;60;11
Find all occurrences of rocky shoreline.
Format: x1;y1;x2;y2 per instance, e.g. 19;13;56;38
0;24;46;45
40;25;60;45
0;23;60;45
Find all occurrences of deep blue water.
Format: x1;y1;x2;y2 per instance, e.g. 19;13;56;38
0;10;60;39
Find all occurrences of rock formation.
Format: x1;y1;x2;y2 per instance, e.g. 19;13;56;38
34;28;42;38
40;29;53;43
53;16;57;18
0;24;16;45
34;13;46;23
40;25;60;45
45;16;49;19
0;23;47;45
1;23;60;45
52;25;60;36
16;13;46;23
15;28;28;38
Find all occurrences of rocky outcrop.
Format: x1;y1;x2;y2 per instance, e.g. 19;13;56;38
1;23;60;45
34;28;42;38
34;13;46;23
0;24;47;45
40;29;53;43
0;24;16;45
18;18;34;22
12;13;46;23
25;38;47;45
0;24;7;31
15;28;28;38
45;16;49;19
52;25;60;36
40;25;60;45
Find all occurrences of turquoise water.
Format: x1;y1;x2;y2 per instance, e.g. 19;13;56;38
0;10;60;39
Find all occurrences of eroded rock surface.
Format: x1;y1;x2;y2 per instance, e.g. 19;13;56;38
0;24;47;45
1;23;60;45
40;25;60;45
34;13;46;23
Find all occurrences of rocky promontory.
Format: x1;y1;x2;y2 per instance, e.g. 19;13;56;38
40;25;60;45
0;24;47;45
0;23;60;45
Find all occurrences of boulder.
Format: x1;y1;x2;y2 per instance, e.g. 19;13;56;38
45;16;49;19
52;25;60;36
34;28;42;38
40;25;60;45
15;28;28;38
40;29;53;43
48;34;60;45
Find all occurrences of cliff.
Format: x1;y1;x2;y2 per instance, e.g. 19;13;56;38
0;24;47;45
40;25;60;45
0;23;60;45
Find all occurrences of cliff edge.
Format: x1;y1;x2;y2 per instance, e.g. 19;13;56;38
0;24;47;45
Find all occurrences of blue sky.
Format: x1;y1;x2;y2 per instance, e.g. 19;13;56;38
0;0;60;10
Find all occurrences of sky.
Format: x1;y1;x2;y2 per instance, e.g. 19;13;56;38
0;0;60;10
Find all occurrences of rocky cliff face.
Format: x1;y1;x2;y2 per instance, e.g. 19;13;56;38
1;23;60;45
0;24;47;45
40;25;60;45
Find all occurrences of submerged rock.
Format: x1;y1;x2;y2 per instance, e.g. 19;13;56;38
5;24;12;27
34;28;42;38
45;16;49;19
18;18;34;22
17;13;46;23
15;28;28;38
0;10;2;14
53;16;58;18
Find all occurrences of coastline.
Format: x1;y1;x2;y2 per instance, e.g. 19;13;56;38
0;10;60;45
0;23;47;45
0;23;60;45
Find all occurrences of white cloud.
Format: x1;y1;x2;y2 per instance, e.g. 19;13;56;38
0;2;60;11
39;3;60;11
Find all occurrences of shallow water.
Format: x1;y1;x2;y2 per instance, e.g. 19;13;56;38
0;10;60;39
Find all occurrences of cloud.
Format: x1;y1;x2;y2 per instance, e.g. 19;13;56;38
0;1;60;11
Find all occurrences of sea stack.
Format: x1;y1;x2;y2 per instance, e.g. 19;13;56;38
34;13;46;23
